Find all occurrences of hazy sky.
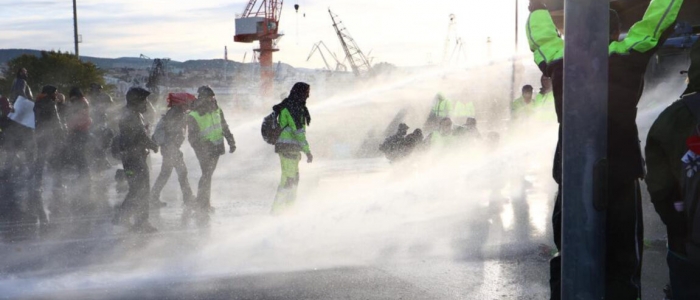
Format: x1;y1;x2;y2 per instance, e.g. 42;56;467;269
0;0;528;68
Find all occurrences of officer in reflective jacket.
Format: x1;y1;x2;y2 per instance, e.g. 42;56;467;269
187;86;236;225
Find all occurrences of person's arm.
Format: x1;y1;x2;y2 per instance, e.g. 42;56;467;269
645;115;683;230
187;115;199;148
610;0;684;55
526;2;564;71
218;109;236;153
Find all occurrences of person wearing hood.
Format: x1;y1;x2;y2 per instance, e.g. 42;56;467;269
9;68;33;103
527;0;683;298
379;123;409;162
64;87;93;212
187;86;235;225
114;87;159;233
645;40;700;300
33;85;67;222
151;93;195;211
88;83;115;172
271;82;313;213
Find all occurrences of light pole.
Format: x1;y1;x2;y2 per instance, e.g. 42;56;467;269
73;0;79;58
561;0;609;298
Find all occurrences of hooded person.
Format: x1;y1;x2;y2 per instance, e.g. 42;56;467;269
379;123;409;162
63;87;93;213
33;85;67;222
645;40;700;300
114;87;159;233
150;93;195;211
9;68;33;103
271;82;313;213
187;86;236;225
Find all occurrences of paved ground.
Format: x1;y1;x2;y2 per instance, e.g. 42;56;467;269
0;118;673;300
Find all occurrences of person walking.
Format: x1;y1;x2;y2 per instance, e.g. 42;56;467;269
114;87;159;233
151;93;195;210
271;82;313;214
187;86;236;225
526;0;684;298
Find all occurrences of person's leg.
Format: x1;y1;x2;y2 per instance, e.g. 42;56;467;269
116;156;139;225
272;152;301;214
151;148;175;202
132;155;151;228
667;251;700;300
605;180;644;300
550;187;562;300
172;148;194;206
198;154;218;210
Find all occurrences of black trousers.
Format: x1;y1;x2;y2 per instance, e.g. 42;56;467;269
151;146;193;204
118;154;150;226
550;180;643;300
194;148;220;211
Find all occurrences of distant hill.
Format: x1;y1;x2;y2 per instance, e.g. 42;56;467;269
0;49;303;73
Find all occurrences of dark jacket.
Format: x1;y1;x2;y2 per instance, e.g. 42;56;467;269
187;100;235;156
645;94;697;253
162;106;188;149
34;94;65;142
119;107;158;158
527;0;682;182
9;78;32;103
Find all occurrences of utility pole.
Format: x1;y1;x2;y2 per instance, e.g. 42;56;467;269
73;0;79;58
561;0;609;298
511;0;519;101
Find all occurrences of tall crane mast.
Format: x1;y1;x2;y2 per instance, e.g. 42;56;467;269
234;0;283;97
328;9;372;77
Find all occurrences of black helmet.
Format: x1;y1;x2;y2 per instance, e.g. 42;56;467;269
126;87;151;104
197;86;215;98
41;85;57;95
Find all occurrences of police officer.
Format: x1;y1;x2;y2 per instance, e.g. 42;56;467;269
187;86;235;225
527;0;684;298
114;87;159;233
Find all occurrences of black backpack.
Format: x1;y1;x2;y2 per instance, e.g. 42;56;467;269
261;111;282;145
680;93;700;264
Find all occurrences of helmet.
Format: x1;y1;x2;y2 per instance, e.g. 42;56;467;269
126;87;151;105
197;86;215;98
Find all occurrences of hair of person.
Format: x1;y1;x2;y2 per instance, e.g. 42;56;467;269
522;85;534;92
69;87;84;99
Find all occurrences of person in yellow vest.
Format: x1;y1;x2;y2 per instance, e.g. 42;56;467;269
425;93;452;132
272;82;313;213
511;85;535;120
452;99;476;125
534;75;554;107
187;86;236;225
428;118;455;148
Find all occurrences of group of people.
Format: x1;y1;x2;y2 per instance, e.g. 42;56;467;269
527;0;699;298
0;70;316;234
0;68;114;232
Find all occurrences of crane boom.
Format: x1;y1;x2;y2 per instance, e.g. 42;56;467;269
328;9;372;76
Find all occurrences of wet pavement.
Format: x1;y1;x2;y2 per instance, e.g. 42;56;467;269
0;125;672;300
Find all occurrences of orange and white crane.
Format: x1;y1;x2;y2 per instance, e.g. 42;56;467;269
234;0;283;97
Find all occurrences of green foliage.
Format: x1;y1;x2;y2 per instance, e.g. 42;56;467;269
3;51;105;96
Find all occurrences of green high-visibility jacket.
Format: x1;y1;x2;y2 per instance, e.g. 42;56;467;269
527;0;683;68
276;108;311;154
526;0;683;182
432;98;452;118
189;108;224;144
511;96;536;119
453;101;476;118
